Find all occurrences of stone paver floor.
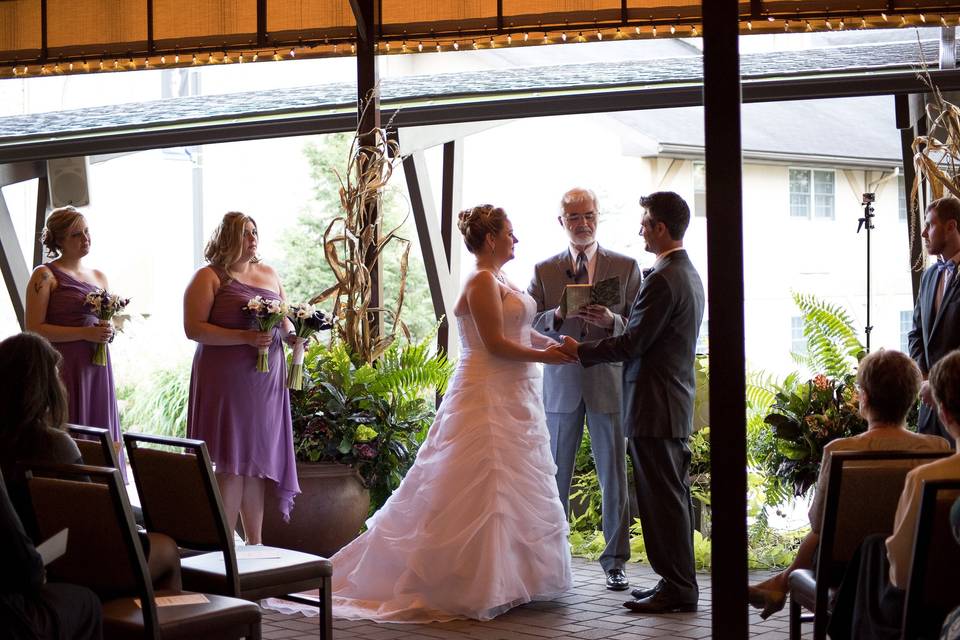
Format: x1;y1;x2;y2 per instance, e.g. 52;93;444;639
262;557;804;639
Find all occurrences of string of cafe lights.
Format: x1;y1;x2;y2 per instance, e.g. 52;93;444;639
6;12;956;78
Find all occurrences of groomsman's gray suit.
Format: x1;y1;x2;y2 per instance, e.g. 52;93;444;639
528;246;641;573
908;258;960;445
579;249;704;602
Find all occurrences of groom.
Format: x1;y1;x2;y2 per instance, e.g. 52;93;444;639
561;191;704;613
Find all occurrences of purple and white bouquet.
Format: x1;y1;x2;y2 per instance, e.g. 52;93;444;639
286;302;334;390
83;289;130;366
244;296;289;373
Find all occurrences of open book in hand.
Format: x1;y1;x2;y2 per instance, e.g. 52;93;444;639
561;276;622;316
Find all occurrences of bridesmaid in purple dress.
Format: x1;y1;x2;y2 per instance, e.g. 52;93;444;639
25;206;122;470
184;211;300;544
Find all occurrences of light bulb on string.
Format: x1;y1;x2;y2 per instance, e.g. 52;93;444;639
635;26;641;35
838;18;845;30
805;20;812;31
350;43;356;54
68;61;74;71
453;41;459;50
861;17;868;28
489;36;495;47
128;57;136;70
113;59;120;69
652;25;657;37
82;60;89;71
174;53;180;63
691;25;699;36
881;13;888;22
596;30;602;40
385;41;391;52
747;20;752;30
401;41;407;52
417;41;423;52
825;19;832;29
561;31;567;41
160;55;166;64
523;32;529;41
251;52;258;61
670;24;676;34
768;15;774;21
920;14;927;23
942;15;948;26
289;48;295;58
224;52;233;63
507;33;513;45
436;43;441;52
900;15;907;25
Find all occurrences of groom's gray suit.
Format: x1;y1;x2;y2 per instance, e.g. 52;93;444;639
528;246;641;573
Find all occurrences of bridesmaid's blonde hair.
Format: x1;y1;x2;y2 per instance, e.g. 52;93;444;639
40;206;85;258
204;211;260;274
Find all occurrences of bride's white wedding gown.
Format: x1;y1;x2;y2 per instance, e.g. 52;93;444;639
330;286;572;622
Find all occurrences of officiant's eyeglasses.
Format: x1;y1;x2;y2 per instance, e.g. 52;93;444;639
562;212;598;224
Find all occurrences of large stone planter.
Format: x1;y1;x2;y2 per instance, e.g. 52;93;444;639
262;461;370;557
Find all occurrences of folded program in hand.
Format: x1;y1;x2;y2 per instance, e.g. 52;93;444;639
561;276;622;316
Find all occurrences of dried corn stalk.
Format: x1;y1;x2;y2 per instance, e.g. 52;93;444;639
310;90;411;365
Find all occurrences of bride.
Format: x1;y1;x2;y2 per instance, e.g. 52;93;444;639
330;204;576;622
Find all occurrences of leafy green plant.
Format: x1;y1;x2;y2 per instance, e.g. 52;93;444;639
289;335;452;513
791;292;864;378
118;362;190;438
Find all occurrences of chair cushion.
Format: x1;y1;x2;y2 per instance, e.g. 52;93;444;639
101;589;260;640
181;546;333;600
788;568;817;611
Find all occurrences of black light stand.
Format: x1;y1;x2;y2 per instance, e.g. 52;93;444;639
857;192;876;352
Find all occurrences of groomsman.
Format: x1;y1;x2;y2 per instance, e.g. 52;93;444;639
528;187;641;591
562;191;704;613
909;195;960;446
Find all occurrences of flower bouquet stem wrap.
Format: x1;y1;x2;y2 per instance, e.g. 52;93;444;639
244;295;288;373
286;303;333;390
84;289;130;367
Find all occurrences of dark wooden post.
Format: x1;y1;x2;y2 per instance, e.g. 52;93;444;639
703;2;749;638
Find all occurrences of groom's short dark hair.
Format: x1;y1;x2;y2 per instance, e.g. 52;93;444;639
640;192;690;241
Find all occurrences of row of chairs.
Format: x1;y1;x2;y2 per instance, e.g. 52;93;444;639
23;425;333;639
786;450;960;640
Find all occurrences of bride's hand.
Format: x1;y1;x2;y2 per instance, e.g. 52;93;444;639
542;343;578;365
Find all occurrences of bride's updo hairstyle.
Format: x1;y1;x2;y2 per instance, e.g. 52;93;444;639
457;204;506;254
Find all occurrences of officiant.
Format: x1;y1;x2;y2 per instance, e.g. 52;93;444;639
528;187;642;591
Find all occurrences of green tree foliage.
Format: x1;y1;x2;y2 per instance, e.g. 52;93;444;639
277;133;436;342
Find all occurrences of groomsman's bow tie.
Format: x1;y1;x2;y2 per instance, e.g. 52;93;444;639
937;258;957;275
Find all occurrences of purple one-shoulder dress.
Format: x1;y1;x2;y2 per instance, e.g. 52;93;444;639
44;263;125;477
186;266;300;521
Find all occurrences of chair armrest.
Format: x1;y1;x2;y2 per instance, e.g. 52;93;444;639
788;568;817;612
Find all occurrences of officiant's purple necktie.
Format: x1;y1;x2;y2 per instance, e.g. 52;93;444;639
575;251;588;284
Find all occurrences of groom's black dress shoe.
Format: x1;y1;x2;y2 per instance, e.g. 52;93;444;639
605;569;629;591
630;579;665;601
622;590;698;614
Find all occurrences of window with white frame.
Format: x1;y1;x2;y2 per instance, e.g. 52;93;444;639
900;310;912;352
898;174;908;221
697;317;708;354
693;161;707;218
789;168;835;219
791;316;806;355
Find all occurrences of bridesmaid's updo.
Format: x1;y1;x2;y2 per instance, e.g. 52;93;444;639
457;204;506;254
39;206;85;258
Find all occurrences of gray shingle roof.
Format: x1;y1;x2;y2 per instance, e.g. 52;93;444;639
0;39;940;143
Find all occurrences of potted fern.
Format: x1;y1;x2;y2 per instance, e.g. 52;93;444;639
262;95;453;556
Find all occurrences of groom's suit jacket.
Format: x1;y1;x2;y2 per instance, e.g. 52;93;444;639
579;250;704;439
908;261;960;440
528;246;641;414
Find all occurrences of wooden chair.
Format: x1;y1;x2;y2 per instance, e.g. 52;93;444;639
787;450;951;640
24;462;261;640
123;432;333;640
67;423;120;469
900;479;960;640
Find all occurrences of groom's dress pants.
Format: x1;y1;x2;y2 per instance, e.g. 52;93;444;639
547;400;630;572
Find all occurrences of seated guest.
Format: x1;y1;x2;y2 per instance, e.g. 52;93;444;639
939;497;960;639
748;349;951;618
829;349;960;639
0;332;180;592
0;470;103;640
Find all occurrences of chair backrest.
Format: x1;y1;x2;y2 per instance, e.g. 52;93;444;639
24;462;160;638
67;424;119;469
818;450;953;586
901;479;960;640
123;432;241;594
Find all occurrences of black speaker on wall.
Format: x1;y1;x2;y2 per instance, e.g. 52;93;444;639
46;157;90;207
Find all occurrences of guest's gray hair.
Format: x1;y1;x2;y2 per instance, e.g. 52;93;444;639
560;188;599;214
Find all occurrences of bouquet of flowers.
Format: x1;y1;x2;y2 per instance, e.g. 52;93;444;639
761;373;867;497
83;289;130;366
244;296;288;373
285;302;333;390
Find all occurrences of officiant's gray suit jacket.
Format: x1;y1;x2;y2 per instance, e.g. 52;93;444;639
908;261;960;443
528;246;642;413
